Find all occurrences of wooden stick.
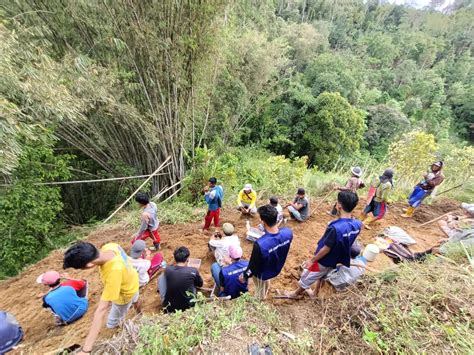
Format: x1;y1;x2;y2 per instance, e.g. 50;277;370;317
310;188;336;215
102;156;171;224
436;183;464;196
417;209;458;228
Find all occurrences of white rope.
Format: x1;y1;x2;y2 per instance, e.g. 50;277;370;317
0;173;169;187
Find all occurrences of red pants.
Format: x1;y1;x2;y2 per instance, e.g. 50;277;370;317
203;209;220;230
131;229;160;244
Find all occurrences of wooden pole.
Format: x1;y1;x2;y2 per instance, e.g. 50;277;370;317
436;183;464;196
310;188;336;215
417;209;458;228
102;156;171;224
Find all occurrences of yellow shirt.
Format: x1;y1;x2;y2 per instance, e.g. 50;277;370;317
237;189;257;208
99;243;139;305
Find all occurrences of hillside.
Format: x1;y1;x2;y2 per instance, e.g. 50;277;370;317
0;198;464;354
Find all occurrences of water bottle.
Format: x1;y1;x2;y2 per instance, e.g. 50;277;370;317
160;261;167;269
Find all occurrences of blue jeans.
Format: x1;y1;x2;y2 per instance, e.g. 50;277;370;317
211;262;222;288
288;206;305;221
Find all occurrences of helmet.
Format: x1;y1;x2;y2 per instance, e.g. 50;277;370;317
0;312;23;353
351;166;362;177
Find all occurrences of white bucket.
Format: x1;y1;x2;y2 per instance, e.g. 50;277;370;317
363;244;380;262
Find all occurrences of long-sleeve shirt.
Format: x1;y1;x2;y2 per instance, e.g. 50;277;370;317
420;171;444;190
237;189;257;208
339;177;364;193
374;181;392;203
137;202;159;234
205;185;223;211
243;243;262;280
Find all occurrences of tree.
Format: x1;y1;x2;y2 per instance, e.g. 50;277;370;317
298;92;366;167
365;104;410;155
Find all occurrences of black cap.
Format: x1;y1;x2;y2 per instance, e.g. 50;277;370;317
382;169;394;179
209;177;217;184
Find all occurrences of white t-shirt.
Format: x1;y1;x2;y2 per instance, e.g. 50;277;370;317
208;235;240;266
275;204;283;222
131;258;151;287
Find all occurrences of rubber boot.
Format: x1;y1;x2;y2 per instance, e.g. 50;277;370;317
401;206;416;218
363;215;376;230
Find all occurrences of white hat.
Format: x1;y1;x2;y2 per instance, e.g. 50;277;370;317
244;184;252;191
351;167;362;177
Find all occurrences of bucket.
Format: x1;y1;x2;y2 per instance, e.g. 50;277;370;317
363;244;380;262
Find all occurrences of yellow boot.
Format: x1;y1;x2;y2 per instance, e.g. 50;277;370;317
401;206;416;218
363;215;376;230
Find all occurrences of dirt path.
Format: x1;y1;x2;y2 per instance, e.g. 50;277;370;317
0;198;459;354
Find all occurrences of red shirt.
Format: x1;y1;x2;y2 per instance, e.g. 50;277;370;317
61;279;86;291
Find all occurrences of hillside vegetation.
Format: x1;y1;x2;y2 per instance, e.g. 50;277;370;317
1;0;473;277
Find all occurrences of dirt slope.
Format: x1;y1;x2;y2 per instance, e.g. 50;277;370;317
0;198;459;354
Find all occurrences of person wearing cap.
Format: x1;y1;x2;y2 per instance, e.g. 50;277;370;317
237;184;257;216
202;177;224;232
286;187;310;222
37;270;88;325
63;242;139;355
362;169;394;229
216;245;249;299
131;192;161;251
130;240;152;287
329;167;365;216
240;204;293;299
402;161;445;218
209;223;241;284
0;311;23;354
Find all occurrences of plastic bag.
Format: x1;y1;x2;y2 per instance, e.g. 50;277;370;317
383;226;416;245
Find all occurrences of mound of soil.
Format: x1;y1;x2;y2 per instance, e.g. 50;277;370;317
0;198;459;354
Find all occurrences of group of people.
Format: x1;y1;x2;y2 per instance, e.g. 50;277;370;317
3;159;470;355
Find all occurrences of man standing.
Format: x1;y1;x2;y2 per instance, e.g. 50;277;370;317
240;205;293;299
286;188;309;222
131;192;160;251
63;242;139;355
158;246;203;313
362;169;394;229
237;184;257;216
402;161;444;218
285;192;361;298
329;167;365;216
202;177;224;232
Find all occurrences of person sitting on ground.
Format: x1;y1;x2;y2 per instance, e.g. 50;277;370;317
63;242;139;355
240;205;294;299
214;245;249;299
286;188;309;222
402;161;444;218
325;242;367;291
0;311;23;354
158;246;203;313
285;191;362;298
209;223;240;280
237;184;257;216
130;240;152;287
362;169;394;229
202;177;224;232
329;167;365;216
438;202;474;242
37;270;89;325
131;192;160;251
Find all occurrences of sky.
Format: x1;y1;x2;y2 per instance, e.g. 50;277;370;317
387;0;454;8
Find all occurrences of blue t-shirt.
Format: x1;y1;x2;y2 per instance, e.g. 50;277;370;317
43;286;88;324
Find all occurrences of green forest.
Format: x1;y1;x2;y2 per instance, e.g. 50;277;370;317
1;0;473;277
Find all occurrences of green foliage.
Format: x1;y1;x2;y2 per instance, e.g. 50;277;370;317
0;139;73;277
389;131;437;179
300;92;365;167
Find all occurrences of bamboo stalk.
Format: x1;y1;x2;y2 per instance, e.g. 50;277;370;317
102;157;171;224
417;210;458;228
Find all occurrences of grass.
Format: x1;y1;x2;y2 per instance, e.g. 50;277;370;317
95;254;473;355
